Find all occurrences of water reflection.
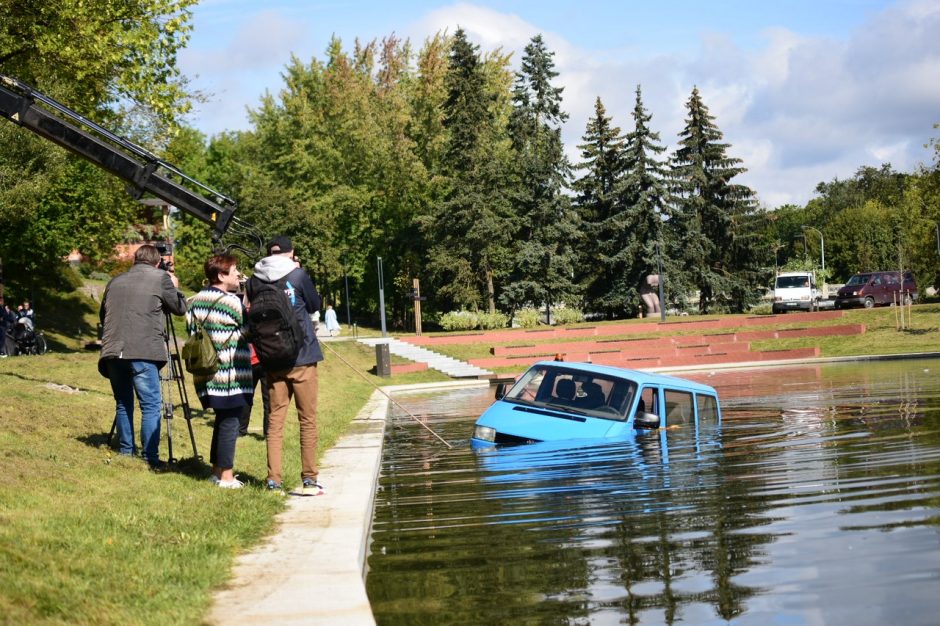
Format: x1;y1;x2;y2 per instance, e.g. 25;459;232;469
367;360;940;625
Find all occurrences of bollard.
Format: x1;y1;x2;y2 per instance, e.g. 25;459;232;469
375;342;391;377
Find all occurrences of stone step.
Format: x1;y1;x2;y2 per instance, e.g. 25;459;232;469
357;337;493;379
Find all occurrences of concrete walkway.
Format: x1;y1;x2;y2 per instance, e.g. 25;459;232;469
206;379;489;626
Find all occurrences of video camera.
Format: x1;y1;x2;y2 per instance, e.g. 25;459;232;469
153;242;174;272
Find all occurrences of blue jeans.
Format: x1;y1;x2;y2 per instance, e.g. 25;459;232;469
107;360;163;464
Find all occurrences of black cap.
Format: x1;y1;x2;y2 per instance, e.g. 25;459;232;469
266;236;293;255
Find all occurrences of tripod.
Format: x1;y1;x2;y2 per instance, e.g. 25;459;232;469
108;312;201;462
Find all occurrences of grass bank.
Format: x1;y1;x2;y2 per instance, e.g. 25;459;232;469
0;329;446;625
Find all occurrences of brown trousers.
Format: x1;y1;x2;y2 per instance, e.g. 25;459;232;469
265;363;318;483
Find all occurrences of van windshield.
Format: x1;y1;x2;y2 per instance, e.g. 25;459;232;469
504;365;637;421
845;274;871;286
776;276;811;289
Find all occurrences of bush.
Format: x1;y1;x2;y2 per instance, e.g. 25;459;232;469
477;312;508;330
438;310;509;331
439;311;478;331
513;308;541;328
552;307;584;325
749;302;774;315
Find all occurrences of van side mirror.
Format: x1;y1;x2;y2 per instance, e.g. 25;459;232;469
634;411;661;429
495;382;507;400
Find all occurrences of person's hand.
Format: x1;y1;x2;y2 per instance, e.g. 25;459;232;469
169;272;180;289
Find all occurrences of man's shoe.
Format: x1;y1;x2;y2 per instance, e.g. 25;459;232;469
301;478;325;496
218;476;244;489
148;460;168;472
266;479;283;491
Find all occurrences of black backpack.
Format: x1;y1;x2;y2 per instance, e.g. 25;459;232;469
246;276;303;371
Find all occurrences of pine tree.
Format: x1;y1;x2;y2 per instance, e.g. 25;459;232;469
423;28;514;313
671;87;766;313
503;34;579;318
572;97;626;315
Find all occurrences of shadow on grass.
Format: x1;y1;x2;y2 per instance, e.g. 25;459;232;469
902;327;938;336
76;423;268;485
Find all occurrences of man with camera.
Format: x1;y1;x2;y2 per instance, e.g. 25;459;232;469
98;244;187;470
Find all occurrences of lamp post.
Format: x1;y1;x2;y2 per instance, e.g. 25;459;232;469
800;225;825;274
801;225;826;299
654;207;667;322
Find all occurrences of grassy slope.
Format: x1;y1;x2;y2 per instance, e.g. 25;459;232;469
0;285;446;625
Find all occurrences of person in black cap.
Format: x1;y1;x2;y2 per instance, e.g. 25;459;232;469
247;236;325;495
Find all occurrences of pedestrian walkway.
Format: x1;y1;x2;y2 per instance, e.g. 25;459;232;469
357;337;493;379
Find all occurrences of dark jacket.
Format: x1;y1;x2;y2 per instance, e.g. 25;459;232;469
97;263;187;376
249;255;324;367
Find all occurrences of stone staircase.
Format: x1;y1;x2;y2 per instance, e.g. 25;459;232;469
357;337;493;379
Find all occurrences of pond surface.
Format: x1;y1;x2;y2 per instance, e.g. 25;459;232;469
366;359;940;625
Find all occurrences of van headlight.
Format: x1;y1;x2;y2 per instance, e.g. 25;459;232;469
473;425;496;442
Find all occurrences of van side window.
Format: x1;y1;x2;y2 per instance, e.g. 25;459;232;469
697;394;719;421
663;390;694;425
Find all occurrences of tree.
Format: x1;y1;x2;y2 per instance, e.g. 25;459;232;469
671;87;766;313
502;34;579;317
572;97;626;314
423;28;514;314
592;86;672;317
0;0;198;291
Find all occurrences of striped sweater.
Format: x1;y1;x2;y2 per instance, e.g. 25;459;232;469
186;287;253;410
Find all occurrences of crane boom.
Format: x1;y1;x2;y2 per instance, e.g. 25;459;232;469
0;74;236;240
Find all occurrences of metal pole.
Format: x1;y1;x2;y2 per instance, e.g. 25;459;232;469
377;256;387;338
656;240;666;322
344;270;351;327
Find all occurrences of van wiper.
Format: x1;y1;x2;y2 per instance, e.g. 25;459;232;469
545;403;588;416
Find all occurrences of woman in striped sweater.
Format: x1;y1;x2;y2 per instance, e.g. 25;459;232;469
187;254;253;489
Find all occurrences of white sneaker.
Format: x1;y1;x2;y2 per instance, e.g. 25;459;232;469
218;476;244;489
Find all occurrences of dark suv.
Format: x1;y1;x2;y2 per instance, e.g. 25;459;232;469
834;271;918;309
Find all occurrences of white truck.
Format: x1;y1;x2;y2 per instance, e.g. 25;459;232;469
772;271;820;314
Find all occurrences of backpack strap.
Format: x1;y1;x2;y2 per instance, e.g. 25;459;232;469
190;292;238;345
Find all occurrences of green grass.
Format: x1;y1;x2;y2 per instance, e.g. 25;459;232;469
0;281;448;625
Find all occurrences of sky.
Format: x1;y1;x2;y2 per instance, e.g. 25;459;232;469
178;0;940;207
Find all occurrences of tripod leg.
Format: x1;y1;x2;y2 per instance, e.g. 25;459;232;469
108;417;116;447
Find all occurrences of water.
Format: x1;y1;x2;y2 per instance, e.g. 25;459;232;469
366;359;940;625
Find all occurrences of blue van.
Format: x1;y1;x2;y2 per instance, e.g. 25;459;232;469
471;361;721;447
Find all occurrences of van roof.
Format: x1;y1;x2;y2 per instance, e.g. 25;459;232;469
776;271;813;277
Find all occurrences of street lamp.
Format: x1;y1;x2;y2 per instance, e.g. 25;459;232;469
800;225;825;274
801;225;826;298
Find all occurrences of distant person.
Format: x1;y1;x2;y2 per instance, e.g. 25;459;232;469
17;301;34;321
323;303;341;336
187;254;253;489
0;300;15;357
98;245;187;470
247;236;325;495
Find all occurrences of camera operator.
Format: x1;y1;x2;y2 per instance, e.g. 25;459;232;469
98;244;187;470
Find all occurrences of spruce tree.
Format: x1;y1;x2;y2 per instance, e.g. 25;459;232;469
503;34;579;318
423;28;514;313
572;97;626;314
671;87;766;313
596;85;673;317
